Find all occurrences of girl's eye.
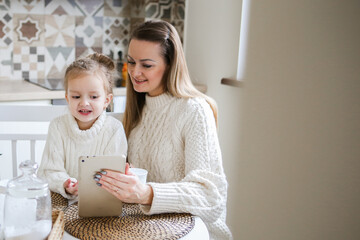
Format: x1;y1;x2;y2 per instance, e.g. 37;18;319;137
143;64;152;68
127;60;135;65
72;96;80;99
91;96;98;99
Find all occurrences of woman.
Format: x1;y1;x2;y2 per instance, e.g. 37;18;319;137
94;20;232;239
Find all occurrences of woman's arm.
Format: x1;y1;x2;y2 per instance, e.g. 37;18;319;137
141;100;228;222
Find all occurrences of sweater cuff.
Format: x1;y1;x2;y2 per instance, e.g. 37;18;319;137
140;182;183;215
54;177;77;200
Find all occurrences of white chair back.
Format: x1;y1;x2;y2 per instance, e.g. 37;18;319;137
0;105;123;178
0;105;68;177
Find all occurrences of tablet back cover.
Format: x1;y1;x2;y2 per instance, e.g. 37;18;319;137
78;155;126;217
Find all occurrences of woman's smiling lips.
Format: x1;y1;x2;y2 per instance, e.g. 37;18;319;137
133;78;147;84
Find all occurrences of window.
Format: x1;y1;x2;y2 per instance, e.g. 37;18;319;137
221;0;251;87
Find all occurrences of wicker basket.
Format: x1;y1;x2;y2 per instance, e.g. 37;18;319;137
47;210;65;240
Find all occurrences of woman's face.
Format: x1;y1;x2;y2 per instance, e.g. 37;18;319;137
127;39;167;97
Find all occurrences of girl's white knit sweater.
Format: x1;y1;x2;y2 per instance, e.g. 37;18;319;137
38;111;127;199
128;93;232;240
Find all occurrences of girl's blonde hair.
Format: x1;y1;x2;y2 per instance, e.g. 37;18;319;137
64;52;115;94
123;20;218;137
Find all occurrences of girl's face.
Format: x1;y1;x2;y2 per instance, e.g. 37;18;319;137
65;73;112;130
127;39;167;97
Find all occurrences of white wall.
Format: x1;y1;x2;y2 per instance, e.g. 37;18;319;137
185;0;242;238
185;0;360;239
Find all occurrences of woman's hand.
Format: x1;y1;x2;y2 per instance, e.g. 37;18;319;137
63;178;78;196
94;163;153;205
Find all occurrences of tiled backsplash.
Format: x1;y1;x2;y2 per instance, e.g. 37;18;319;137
0;0;185;84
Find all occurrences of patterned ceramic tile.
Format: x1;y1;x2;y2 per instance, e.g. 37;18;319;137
75;46;102;59
45;15;75;47
44;46;75;79
13;14;44;46
0;47;13;79
103;17;130;57
130;17;145;33
145;0;172;20
13;45;45;80
104;0;130;17
171;19;184;43
45;0;82;16
131;0;145;18
172;0;185;20
0;0;11;11
75;16;103;48
0;11;13;47
0;0;186;82
10;0;45;14
74;0;104;17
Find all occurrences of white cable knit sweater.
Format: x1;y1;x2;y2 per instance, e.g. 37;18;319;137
38;111;127;199
128;93;232;240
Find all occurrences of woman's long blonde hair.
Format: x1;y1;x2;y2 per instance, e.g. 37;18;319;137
123;20;218;137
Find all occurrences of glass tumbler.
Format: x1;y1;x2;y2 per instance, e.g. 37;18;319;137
3;160;52;240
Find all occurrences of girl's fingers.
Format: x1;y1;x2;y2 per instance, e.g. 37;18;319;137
63;179;71;188
125;163;130;175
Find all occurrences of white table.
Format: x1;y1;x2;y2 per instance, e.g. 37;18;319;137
0;180;209;240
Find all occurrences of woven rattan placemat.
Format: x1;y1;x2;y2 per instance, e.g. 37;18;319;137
64;203;195;240
51;191;68;211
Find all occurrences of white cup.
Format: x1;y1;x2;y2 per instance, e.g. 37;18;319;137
130;168;148;184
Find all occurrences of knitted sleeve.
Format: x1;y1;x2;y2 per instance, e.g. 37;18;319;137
140;100;228;223
37;118;74;199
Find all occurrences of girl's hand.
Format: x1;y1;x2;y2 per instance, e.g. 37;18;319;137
94;163;153;205
63;178;78;196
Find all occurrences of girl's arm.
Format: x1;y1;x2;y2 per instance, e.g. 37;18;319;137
37;120;74;199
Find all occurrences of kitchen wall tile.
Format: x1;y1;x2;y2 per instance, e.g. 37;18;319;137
172;0;185;20
145;0;172;20
0;0;11;11
12;45;45;79
74;0;104;17
0;47;13;79
10;0;45;14
1;0;185;81
13;14;45;46
103;17;130;58
130;17;145;33
75;46;102;59
44;47;75;79
75;16;103;48
44;15;75;47
104;0;131;17
0;11;13;47
45;0;81;16
131;0;146;18
171;19;184;43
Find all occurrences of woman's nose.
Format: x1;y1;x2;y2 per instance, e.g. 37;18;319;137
131;66;142;78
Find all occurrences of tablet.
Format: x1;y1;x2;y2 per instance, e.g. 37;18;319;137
78;155;126;217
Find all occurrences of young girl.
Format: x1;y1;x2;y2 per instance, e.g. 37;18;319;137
38;53;127;199
94;21;232;239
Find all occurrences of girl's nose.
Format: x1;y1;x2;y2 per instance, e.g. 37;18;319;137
80;98;89;106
